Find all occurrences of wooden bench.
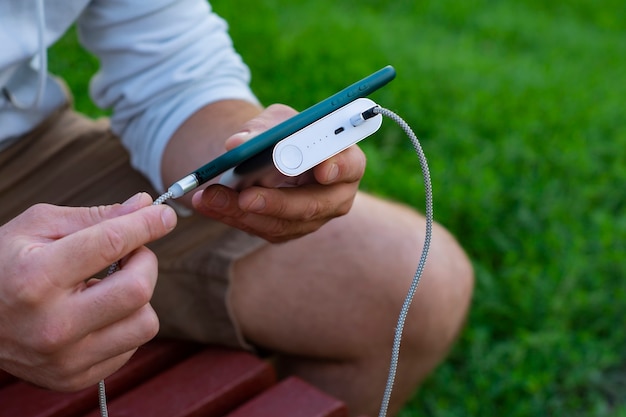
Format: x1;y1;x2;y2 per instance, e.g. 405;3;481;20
0;339;357;417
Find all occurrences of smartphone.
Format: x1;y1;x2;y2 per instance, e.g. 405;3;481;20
167;65;396;198
219;97;383;190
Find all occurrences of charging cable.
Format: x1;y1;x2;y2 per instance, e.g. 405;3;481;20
97;106;432;417
370;106;433;417
97;192;174;417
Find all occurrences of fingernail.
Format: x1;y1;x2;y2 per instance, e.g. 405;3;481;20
161;207;177;230
326;163;339;182
230;130;251;140
209;188;229;208
123;192;145;206
246;193;266;212
225;131;251;148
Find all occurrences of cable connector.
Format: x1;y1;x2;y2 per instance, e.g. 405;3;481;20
349;106;380;127
167;174;199;199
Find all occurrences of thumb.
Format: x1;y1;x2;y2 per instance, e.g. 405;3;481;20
41;201;177;285
224;104;298;151
35;193;154;239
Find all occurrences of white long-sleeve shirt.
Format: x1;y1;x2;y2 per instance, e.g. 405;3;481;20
0;0;258;191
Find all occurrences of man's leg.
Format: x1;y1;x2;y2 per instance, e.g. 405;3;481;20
230;192;474;416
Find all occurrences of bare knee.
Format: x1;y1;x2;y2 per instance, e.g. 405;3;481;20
324;193;474;357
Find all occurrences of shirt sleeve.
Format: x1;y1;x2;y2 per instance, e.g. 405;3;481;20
77;0;259;192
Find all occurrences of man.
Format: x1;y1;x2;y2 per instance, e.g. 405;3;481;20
0;1;473;415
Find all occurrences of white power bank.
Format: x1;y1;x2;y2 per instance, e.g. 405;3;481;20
272;98;382;176
219;98;382;190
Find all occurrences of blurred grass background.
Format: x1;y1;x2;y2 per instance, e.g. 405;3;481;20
49;0;626;415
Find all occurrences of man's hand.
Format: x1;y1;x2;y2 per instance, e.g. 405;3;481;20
192;104;366;243
0;193;177;391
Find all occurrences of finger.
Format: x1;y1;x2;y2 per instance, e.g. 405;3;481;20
39;301;157;391
20;247;159;355
193;184;351;242
196;205;320;243
15;193;155;239
195;182;356;222
78;350;138;392
48;349;138;392
192;184;241;217
40;204;176;286
82;304;159;365
228;213;323;243
239;182;358;221
313;145;367;185
53;298;159;391
224;104;298;150
59;303;158;381
69;246;160;335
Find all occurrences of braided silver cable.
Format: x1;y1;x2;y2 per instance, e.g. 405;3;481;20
97;379;109;417
98;191;174;417
373;107;433;417
95;111;431;417
154;191;174;206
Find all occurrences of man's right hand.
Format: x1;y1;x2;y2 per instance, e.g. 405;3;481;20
0;192;177;391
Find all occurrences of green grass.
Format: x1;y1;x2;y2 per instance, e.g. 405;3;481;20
49;1;626;415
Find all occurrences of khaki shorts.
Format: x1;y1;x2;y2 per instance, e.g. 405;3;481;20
0;103;266;349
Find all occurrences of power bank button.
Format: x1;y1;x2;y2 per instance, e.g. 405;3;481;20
278;145;303;169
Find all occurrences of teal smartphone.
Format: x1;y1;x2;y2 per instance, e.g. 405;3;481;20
167;65;396;198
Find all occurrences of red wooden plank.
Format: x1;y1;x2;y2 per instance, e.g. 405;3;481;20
224;376;348;417
0;370;15;388
82;348;276;417
0;339;200;417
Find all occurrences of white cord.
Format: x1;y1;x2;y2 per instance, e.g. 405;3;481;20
98;191;174;417
97;379;109;417
373;106;433;417
96;109;431;417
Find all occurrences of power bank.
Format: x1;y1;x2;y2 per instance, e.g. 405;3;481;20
218;98;382;190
